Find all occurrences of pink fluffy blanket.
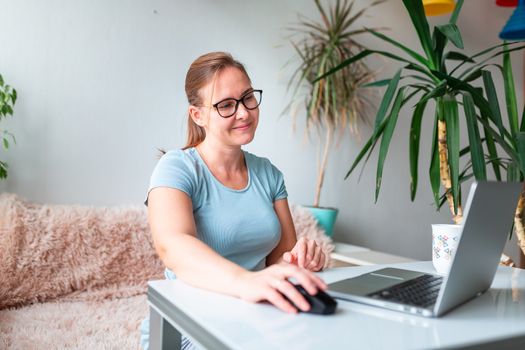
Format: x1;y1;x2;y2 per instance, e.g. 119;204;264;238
0;194;164;309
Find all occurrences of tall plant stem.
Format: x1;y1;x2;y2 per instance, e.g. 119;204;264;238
514;187;525;258
438;119;463;223
314;126;333;207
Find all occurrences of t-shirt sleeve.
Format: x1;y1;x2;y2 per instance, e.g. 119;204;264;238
146;150;195;202
270;163;288;201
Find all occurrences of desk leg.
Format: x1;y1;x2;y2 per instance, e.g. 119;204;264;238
149;306;182;350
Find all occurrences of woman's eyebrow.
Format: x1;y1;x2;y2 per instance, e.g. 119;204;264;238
240;88;254;96
215;88;254;103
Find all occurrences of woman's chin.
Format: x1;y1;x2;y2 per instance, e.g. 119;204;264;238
234;135;255;147
239;135;255;145
230;131;256;145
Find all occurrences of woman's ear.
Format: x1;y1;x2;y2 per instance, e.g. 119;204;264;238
189;106;207;127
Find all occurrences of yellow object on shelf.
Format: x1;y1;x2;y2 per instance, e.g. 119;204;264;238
423;0;455;16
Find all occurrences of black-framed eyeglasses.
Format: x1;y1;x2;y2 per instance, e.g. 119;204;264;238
212;89;262;118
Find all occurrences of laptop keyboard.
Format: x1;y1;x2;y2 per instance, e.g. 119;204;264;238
367;274;443;308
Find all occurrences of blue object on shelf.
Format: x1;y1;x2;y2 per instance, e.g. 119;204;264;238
500;0;525;40
303;206;339;237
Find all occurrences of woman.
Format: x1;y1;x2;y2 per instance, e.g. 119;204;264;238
141;52;328;349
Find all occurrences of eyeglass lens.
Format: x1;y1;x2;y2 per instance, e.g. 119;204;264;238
215;90;262;117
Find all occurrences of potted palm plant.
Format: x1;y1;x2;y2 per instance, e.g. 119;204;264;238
284;0;382;236
315;0;523;217
0;73;17;179
314;0;525;261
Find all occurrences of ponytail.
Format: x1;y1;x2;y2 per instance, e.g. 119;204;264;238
183;115;206;150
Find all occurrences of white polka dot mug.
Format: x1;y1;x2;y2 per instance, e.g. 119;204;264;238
432;224;462;275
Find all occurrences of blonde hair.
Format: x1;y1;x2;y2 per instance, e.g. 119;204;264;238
182;52;250;149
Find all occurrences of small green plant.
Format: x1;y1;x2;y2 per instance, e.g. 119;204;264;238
0;73;17;179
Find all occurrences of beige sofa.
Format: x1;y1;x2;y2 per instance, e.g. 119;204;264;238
0;194;333;349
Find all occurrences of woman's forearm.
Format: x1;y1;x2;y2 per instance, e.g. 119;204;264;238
266;199;297;266
156;232;248;297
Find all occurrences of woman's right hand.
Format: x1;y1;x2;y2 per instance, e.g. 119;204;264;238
234;263;327;314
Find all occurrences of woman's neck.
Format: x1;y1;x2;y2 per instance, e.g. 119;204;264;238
195;140;245;174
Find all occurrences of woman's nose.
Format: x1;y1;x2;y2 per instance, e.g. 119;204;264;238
235;103;249;119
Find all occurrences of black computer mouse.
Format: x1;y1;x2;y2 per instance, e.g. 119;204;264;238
287;284;337;315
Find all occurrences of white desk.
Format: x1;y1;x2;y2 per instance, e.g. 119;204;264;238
148;262;525;350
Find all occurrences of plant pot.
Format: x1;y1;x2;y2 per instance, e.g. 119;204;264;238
431;224;462;275
303;206;339;238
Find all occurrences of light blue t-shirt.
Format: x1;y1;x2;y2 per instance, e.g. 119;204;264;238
147;147;288;275
141;147;288;349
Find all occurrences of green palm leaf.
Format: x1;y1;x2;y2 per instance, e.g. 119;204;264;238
479;109;502;181
481;71;505;139
450;41;523;76
374;69;402;132
462;92;486;180
376;87;405;202
348;87;425;182
314;49;433;82
521;105;525;132
444;51;474;62
409;99;427;200
433;27;447;70
429;110;441;207
436;24;463;49
345;118;387;179
457;43;525;80
477;117;518;163
401;0;435;69
507;162;522;181
367;29;429;66
362;79;391;88
516;132;525;176
448;0;464;24
502;44;519;138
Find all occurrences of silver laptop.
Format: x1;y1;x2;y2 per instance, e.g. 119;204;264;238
328;181;522;317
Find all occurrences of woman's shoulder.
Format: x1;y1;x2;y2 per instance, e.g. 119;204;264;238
159;148;199;164
161;147;196;159
244;150;269;165
244;151;286;196
149;148;201;199
155;148;200;173
244;150;281;173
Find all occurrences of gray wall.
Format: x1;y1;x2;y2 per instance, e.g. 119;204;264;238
0;0;522;261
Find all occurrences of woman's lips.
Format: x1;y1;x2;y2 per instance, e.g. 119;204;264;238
233;123;251;130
